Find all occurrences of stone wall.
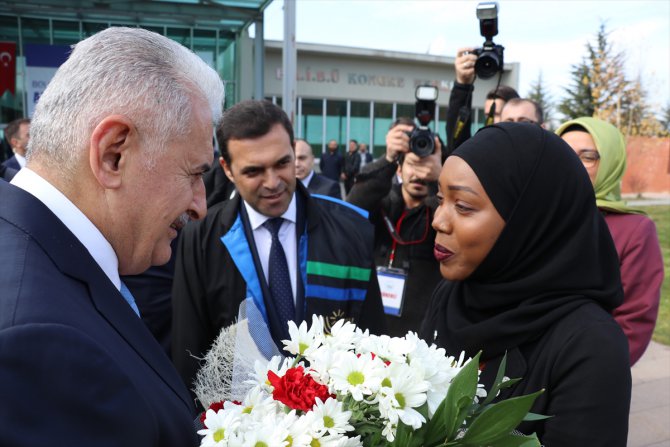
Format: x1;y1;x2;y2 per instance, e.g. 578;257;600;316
622;136;670;197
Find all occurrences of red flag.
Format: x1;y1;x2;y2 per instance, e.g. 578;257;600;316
0;42;17;96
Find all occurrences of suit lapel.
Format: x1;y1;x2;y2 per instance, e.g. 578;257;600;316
1;182;194;411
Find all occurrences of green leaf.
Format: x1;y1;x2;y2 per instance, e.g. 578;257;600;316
522;411;553;422
472;432;542;447
423;352;482;446
460;390;544;445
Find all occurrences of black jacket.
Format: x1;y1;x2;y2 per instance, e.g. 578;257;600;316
445;82;475;157
172;184;386;391
423;282;631;446
347;157;441;337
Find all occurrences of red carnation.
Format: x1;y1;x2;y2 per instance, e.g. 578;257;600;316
267;366;333;412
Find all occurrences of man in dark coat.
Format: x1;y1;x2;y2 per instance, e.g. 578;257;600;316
172;100;386;397
342;139;361;195
348;118;443;336
319;139;343;181
295;138;341;199
0;27;225;446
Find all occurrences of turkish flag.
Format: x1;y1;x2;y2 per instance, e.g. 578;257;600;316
0;42;16;96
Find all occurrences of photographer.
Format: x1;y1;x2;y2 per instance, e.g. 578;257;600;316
347;118;443;336
445;2;519;155
446;49;519;153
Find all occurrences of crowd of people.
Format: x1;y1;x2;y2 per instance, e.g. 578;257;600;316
0;25;664;447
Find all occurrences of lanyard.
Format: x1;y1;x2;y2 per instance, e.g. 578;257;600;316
382;206;430;268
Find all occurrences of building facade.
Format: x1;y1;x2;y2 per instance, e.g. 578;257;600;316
257;39;519;158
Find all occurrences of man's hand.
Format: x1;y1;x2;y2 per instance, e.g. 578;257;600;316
385;124;413;163
455;47;478;85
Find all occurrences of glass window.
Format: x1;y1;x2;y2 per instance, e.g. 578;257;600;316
52;20;81;45
396;103;414;121
349;101;370;149
300;98;323;152
82;22;108;38
21;18;50;44
167;27;190;49
372;102;394;158
325;100;346;153
193;28;216;69
0;15;19;42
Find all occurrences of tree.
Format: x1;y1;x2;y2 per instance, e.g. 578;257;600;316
558;59;594;119
560;23;667;136
660;103;670;133
527;71;554;129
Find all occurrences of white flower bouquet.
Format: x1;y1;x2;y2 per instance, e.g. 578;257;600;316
195;316;544;447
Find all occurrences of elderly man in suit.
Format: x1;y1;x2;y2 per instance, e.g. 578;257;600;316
295;138;342;199
0;27;224;446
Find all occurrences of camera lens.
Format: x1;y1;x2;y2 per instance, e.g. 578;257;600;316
410;129;435;157
475;51;501;79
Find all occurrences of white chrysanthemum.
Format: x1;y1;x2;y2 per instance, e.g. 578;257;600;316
381;419;397;443
321;318;360;352
283;315;324;357
235;414;290;447
378;363;429;430
246;355;296;393
237;386;279;421
357;333;411;364
403;333;476;416
278;411;313;447
198;408;242;446
329;351;385;401
310;397;354;437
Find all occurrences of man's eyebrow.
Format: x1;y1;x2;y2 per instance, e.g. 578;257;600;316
448;184;479;196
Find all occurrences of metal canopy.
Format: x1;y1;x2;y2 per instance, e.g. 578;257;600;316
0;0;273;36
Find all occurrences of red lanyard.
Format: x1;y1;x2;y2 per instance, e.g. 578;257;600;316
383;207;430;268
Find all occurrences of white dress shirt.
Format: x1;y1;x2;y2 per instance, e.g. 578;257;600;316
300;170;315;188
11;168;122;292
15;153;26;168
243;194;298;303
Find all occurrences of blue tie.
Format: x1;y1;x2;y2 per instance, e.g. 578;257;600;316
119;281;141;317
264;217;295;324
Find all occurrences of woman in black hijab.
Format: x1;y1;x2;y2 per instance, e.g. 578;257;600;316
421;123;631;446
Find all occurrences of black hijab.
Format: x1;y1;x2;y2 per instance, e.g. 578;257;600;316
423;123;623;361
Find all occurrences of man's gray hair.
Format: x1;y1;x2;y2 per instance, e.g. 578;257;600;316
27;27;224;169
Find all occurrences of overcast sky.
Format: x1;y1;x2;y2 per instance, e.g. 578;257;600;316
258;0;670;116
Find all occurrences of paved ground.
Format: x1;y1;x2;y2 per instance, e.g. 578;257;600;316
628;341;670;446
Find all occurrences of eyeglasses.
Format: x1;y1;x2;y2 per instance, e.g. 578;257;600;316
577;150;600;167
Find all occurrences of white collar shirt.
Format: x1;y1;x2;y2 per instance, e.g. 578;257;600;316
243;194;298;303
300;170;315;188
11;168;122;291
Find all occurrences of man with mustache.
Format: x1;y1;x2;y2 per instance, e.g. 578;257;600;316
347;118;443;337
171;100;386;398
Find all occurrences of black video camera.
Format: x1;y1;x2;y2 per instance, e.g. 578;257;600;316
409;85;438;157
472;2;504;79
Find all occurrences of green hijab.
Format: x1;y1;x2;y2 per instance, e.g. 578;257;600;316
556;117;645;215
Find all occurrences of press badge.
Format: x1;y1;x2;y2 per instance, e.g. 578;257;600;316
377;266;407;317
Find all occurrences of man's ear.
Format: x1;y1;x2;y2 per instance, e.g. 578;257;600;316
220;156;235;183
89;115;135;189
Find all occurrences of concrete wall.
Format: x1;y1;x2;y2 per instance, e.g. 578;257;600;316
622;137;670;196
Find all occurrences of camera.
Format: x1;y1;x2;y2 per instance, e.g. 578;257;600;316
409;85;438;157
472;2;504;79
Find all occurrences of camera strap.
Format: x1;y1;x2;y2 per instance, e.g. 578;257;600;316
382;207;431;268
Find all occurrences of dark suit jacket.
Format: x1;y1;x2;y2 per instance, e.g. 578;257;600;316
1;155;20;171
0;181;198;447
307;172;341;199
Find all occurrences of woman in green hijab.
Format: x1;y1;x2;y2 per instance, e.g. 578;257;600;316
556;117;664;365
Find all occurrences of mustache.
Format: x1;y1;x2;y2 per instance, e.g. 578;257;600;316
175;213;190;228
409;179;428;186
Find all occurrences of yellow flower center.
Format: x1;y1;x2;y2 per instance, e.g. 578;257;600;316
299;342;309;354
395;392;406;408
213;428;225;442
255;443;268;447
347;371;364;386
243;406;253;414
381;377;392;388
324;415;335;428
310;439;321;447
